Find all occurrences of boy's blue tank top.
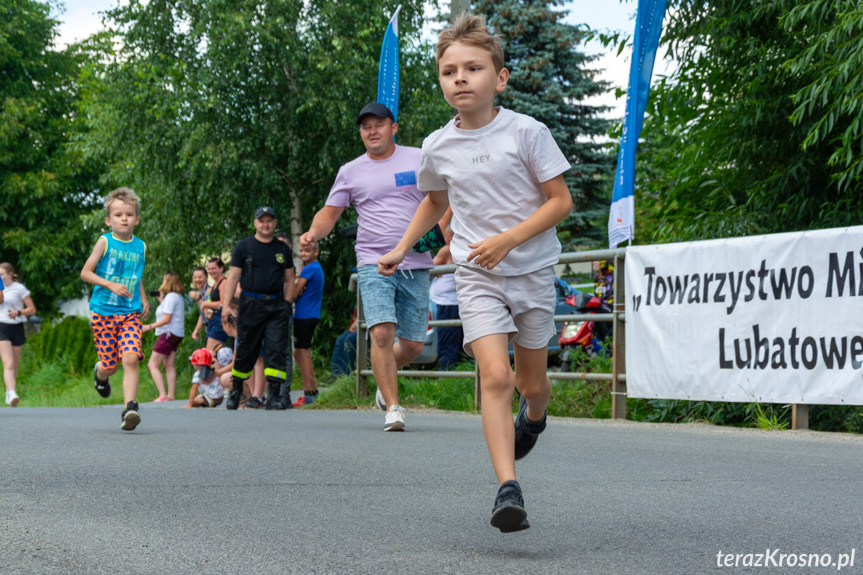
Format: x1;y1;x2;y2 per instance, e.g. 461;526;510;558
89;233;147;316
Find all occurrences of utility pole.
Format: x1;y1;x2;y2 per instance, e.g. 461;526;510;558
451;0;470;20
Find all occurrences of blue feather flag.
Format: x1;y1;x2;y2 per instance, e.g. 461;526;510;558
608;0;668;248
377;6;401;124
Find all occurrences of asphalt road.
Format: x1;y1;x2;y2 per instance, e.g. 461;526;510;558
2;398;862;575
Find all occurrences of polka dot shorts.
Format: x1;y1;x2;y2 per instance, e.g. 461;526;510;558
90;312;144;370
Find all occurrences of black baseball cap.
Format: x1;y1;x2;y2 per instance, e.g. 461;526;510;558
254;206;276;219
356;102;395;125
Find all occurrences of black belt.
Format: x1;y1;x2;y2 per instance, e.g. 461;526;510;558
242;291;280;301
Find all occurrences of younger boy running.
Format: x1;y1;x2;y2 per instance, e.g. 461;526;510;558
378;15;572;532
293;241;324;406
81;187;150;431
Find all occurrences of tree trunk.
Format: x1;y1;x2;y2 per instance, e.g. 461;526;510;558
289;188;304;271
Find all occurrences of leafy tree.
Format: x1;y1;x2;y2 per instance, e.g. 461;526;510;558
0;0;103;315
630;0;863;244
77;0;450;352
474;0;616;249
784;1;863;200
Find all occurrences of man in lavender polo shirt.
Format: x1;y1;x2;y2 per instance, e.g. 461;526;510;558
300;102;432;432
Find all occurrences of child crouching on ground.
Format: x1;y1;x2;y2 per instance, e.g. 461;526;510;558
378;14;573;532
185;347;232;408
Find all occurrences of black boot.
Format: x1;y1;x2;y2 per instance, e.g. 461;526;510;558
265;379;281;410
278;376;293;409
225;378;244;410
265;377;292;410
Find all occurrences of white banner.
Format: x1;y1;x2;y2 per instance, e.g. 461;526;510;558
625;227;863;405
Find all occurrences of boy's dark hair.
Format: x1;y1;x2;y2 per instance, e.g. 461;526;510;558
436;14;504;73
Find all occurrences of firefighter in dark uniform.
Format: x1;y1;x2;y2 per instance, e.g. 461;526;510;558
221;206;296;410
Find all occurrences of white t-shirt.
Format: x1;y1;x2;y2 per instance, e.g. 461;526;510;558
0;282;31;325
155;292;185;337
418;107;571;276
430;274;458;306
192;369;224;399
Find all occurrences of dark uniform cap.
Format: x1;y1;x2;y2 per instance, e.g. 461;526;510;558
356;102;395;125
254;206;276;219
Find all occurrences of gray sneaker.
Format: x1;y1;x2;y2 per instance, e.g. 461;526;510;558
384;405;405;431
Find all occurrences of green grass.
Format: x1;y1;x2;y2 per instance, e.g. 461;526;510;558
2;356;192;408
4;352;617;416
10;344;863;435
307;359;616;418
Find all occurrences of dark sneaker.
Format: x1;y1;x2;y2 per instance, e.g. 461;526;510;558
245;396;263;409
120;401;141;431
514;395;547;460
94;362;111;399
490;480;530;533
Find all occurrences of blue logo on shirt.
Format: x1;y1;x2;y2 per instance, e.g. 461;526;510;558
394;171;417;187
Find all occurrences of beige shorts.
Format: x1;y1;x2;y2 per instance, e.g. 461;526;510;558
454;265;555;357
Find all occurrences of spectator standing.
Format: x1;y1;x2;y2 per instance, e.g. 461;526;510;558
274;231;295;401
292;242;324;406
221;206;295;410
300;102;433;431
189;266;209;341
0;263;37;407
202;258;229;349
143;272;186;402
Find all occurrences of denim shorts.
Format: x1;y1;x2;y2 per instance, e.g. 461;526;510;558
357;265;430;343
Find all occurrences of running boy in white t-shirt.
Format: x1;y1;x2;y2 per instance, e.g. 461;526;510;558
378;14;573;533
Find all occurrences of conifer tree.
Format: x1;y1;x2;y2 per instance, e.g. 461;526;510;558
475;0;615;248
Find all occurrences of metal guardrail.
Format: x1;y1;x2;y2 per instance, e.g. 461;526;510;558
348;246;817;429
351;248;628;417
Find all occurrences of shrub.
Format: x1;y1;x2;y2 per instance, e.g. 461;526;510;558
22;316;97;377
